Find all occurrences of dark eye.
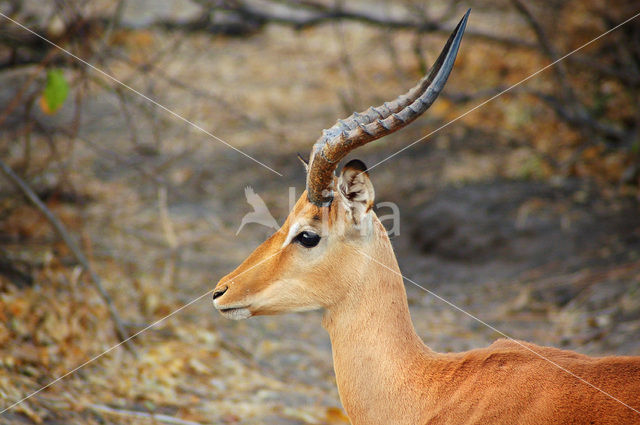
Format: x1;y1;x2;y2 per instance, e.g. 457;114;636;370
294;231;321;248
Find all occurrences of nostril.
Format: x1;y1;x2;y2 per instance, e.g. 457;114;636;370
213;286;228;300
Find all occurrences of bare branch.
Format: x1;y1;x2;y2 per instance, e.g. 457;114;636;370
511;0;631;147
532;91;627;144
186;0;536;48
0;158;135;352
510;0;575;105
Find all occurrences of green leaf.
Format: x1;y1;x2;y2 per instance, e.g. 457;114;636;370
42;69;69;114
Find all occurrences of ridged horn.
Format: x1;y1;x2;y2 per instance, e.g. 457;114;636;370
306;9;470;206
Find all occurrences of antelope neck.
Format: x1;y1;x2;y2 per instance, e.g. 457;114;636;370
321;223;435;423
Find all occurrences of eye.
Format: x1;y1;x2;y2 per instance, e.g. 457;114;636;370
294;231;321;248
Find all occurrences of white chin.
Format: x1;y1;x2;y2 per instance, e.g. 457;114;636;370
220;308;251;320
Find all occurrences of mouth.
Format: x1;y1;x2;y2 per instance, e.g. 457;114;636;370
217;305;252;320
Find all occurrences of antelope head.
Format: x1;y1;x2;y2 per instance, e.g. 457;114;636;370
213;11;468;320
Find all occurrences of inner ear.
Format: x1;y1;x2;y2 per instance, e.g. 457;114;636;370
337;159;375;225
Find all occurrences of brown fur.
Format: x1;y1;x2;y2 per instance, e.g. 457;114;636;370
214;172;640;424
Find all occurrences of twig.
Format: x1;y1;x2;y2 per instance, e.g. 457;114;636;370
510;0;576;106
331;5;360;114
0;48;58;128
158;186;180;288
0;158;135;352
58;128;168;186
510;0;631;148
531;90;626;142
568;55;640;87
189;0;536;48
100;0;127;48
108;47;287;142
86;403;205;425
113;83;141;148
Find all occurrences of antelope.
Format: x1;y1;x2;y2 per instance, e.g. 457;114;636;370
213;10;640;424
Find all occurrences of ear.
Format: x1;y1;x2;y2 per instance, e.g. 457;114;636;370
337;159;375;225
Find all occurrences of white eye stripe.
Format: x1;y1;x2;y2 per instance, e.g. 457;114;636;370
282;223;301;248
282;222;322;248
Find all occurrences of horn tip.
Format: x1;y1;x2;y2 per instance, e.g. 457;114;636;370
460;9;471;29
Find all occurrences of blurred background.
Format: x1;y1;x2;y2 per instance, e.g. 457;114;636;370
0;0;639;423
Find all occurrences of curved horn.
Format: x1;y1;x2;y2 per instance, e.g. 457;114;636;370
306;9;470;206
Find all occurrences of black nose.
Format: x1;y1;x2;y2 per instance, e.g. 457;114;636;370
213;286;228;300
